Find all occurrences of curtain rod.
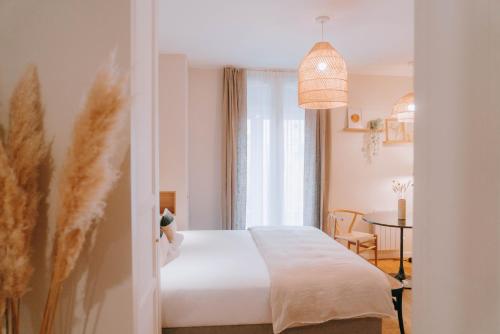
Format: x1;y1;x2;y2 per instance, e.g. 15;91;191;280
223;65;296;73
245;67;297;73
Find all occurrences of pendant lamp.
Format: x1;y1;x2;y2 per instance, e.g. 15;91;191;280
392;92;415;123
392;62;415;123
298;16;348;110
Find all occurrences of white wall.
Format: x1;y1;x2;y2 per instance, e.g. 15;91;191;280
170;68;414;236
0;0;134;333
330;74;414;255
157;62;223;230
414;1;500;333
159;54;189;230
188;68;223;230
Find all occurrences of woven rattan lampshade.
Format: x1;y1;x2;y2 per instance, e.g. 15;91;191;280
392;92;415;122
298;41;348;109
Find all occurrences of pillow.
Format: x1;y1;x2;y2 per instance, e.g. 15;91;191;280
160;208;175;238
159;232;184;266
170;231;184;251
158;209;183;266
164;233;183;264
165;244;180;263
159;234;171;267
161;208;175;225
161;221;179;242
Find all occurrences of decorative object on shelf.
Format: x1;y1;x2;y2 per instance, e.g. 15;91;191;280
298;16;348;110
384;117;412;144
392;180;413;219
392;92;415;123
346;108;363;129
398;198;406;220
343;127;384;133
362;118;384;162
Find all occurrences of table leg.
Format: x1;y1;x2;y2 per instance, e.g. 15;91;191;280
395;227;406;281
392;287;405;334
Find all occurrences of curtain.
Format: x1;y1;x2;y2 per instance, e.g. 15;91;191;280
222;67;247;230
303;109;331;230
246;70;305;227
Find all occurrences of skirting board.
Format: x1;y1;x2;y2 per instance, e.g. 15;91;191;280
361;250;413;260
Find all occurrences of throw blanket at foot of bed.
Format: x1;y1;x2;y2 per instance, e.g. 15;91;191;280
249;226;395;334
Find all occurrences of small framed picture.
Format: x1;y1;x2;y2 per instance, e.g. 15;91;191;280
346;108;364;129
384;118;412;143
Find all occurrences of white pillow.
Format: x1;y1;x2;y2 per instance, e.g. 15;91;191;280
171;232;184;251
166;246;180;263
164;233;183;264
159;231;184;267
159;234;171;267
161;208;175;225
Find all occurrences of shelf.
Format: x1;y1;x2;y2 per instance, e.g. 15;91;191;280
343;128;383;133
383;140;413;145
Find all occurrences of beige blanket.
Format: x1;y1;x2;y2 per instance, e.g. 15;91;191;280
249;226;395;333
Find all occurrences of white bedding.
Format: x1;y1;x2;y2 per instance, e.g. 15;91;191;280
161;230;272;328
250;226;395;333
161;228;394;331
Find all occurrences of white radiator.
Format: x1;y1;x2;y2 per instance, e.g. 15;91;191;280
374;225;400;251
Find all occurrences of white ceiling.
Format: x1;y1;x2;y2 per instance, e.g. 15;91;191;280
159;0;414;76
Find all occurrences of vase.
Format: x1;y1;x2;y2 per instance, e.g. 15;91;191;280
398;199;406;220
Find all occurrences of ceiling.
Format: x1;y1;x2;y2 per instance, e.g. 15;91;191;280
159;0;414;76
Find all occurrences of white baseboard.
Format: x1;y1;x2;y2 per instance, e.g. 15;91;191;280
360;249;413;260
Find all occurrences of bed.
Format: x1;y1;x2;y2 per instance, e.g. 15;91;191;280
161;227;395;334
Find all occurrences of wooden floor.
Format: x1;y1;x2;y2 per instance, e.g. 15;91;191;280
374;259;412;334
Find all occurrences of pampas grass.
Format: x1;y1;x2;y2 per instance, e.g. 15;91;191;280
0;144;8;334
6;66;47;297
0;299;4;334
7;65;47;198
0;141;29;334
39;64;127;334
0;65;47;334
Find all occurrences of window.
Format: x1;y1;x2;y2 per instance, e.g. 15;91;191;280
246;71;305;227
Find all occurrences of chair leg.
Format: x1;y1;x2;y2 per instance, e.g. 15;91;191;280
374;235;378;266
356;241;360;254
346;242;350;250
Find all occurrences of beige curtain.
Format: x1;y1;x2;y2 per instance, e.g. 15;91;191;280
303;109;331;231
222;67;247;230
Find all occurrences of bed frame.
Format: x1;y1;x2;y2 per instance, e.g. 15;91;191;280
160;191;176;214
163;317;381;334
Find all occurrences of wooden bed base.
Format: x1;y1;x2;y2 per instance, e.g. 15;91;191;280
163;317;381;334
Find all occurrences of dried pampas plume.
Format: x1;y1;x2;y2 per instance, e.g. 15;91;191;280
0;141;29;333
6;65;47;296
40;63;127;334
0;65;47;333
0;299;4;334
8;65;47;196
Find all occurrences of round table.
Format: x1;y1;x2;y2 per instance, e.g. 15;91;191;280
363;211;412;288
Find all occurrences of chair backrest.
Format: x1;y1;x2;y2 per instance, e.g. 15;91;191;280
328;209;365;237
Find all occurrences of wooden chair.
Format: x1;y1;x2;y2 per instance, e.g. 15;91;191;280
327;209;378;266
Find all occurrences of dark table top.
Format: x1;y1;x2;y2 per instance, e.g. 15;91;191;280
363;211;413;229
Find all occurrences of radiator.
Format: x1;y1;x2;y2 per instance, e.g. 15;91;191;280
374;225;400;251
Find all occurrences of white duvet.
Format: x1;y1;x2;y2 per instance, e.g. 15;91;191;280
249;226;395;333
161;227;395;332
161;230;271;328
